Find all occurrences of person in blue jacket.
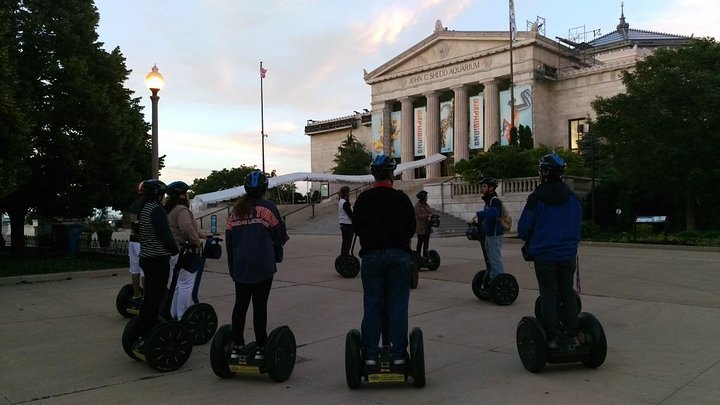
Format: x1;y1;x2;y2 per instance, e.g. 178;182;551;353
225;171;289;361
517;153;582;350
475;177;505;279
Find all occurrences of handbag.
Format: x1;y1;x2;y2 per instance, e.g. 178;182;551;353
178;247;203;273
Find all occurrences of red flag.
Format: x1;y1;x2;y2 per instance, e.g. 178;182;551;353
260;66;267;79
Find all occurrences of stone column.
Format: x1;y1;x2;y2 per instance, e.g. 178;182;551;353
383;100;393;156
482;79;500;147
452;85;469;162
400;97;415;180
424;91;440;178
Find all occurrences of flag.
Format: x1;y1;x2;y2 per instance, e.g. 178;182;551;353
260;66;267;79
509;0;517;42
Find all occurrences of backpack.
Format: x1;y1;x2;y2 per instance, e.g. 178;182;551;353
491;197;512;232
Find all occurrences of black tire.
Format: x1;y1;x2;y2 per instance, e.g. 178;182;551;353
471;270;490;300
181;303;218;345
210;324;235;378
345;329;362;389
116;284;142;318
579;312;607;368
426;250;440;271
145;320;193;372
490;274;519;306
516;316;547;373
121;316;140;360
266;325;297;382
409;327;426;388
410;263;419;290
534;290;583;323
335;255;360;278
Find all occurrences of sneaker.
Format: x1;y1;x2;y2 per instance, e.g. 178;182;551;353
364;359;377;366
392;358;406;366
230;345;245;360
254;347;265;361
129;296;143;309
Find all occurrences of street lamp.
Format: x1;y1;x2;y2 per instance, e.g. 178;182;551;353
145;64;164;179
578;121;595;223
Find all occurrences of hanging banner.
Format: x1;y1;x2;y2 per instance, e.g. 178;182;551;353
499;84;533;146
440;100;454;153
371;113;384;157
414;107;426;157
469;94;484;149
390;111;401;158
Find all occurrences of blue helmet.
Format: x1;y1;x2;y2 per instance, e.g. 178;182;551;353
370;154;396;180
539;153;567;180
244;171;268;195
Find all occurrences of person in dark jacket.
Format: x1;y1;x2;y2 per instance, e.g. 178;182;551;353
414;190;433;260
133;179;179;351
353;155;416;367
517;153;582;350
225;171;289;362
475;177;505;279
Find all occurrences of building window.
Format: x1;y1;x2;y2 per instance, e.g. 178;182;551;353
568;118;587;150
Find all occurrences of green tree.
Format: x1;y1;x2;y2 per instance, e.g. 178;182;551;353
0;0;151;252
592;38;720;230
190;165;259;196
518;125;534;150
331;134;372;175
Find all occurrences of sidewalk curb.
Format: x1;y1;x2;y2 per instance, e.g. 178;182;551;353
0;268;125;286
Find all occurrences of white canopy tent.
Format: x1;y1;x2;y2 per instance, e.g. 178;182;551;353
192;153;446;206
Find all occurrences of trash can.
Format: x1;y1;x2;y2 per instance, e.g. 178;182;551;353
66;224;84;253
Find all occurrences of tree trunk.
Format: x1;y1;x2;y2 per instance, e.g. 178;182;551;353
686;194;696;231
7;204;28;254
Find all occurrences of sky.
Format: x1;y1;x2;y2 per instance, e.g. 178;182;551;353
94;0;719;191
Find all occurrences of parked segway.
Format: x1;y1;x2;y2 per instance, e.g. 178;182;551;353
466;222;519;305
335;235;360;278
345;305;425;389
210;324;297;382
516;309;607;373
116;283;143;317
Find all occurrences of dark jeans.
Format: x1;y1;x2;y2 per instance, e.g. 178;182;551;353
416;234;430;258
136;255;171;338
340;224;354;256
534;259;578;340
360;248;411;361
232;277;273;347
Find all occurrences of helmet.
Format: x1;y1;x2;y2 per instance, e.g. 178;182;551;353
416;190;428;199
479;177;498;187
370;154;396;180
167;181;190;197
539;153;567;173
244;171;269;195
141;179;167;198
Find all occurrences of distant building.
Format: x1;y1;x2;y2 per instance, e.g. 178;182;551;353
305;9;692;185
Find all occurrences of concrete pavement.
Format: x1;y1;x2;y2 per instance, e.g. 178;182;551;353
1;235;720;404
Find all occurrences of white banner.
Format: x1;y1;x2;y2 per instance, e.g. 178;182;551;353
414;107;426;157
440;100;454;153
469;94;484;149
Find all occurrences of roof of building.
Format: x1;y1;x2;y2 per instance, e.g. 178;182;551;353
587;7;692;51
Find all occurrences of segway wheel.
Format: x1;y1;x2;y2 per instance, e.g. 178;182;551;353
410;263;419;290
471;270;491;300
409;327;426;388
266;325;297;382
145;320;193;372
345;329;363;389
116;284;142;318
335;255;360;278
182;303;218;345
516;316;547;373
426;250;440;271
121;316;140;360
579;312;607;368
534;290;582;322
210;324;235;378
490;273;519;306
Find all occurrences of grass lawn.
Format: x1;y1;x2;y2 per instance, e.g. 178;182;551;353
0;247;126;277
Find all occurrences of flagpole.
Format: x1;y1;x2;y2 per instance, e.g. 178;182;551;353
509;0;516;132
260;61;265;173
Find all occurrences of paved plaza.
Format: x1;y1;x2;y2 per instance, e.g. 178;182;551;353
1;235;719;404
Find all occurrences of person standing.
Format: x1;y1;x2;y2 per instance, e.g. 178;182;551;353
414;190;433;260
475;177;505;279
126;181;145;311
226;171;289;361
353;155;416;366
517;153;582;350
338;186;353;256
133;179;179;351
165;181;204;320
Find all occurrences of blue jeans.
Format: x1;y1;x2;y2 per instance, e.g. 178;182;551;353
485;235;505;279
534;259;578;340
360;248;411;362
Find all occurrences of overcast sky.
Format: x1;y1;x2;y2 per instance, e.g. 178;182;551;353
94;0;719;190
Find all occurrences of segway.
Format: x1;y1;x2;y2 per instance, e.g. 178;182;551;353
411;215;441;272
345;305;425;389
467;223;519;305
210;324;297;382
335;235;360;278
516;310;607;373
116;283;143;317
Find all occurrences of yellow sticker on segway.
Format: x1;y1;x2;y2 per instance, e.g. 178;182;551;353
229;364;261;374
367;373;405;383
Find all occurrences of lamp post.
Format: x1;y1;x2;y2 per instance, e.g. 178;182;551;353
145;64;164;179
578;122;595;223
